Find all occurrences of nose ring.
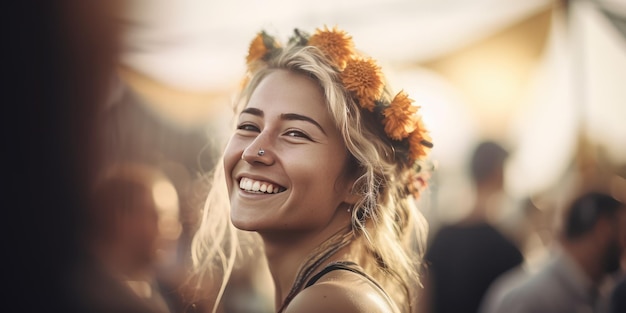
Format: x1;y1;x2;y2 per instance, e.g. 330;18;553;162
257;149;265;156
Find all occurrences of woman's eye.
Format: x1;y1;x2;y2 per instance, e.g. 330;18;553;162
285;130;310;140
237;124;259;132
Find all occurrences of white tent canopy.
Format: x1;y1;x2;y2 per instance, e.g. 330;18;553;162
118;0;626;219
120;0;553;91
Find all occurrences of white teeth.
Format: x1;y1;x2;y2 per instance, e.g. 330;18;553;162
239;177;283;194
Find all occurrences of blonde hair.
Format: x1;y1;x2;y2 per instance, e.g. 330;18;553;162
191;40;429;313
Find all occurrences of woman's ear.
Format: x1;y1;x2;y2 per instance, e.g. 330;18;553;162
344;194;360;205
343;183;361;205
340;154;361;205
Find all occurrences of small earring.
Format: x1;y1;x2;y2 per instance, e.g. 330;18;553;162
257;149;265;156
347;207;352;213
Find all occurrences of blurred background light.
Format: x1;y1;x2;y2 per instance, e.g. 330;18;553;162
105;0;626;256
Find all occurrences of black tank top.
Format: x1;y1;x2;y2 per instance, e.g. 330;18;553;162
304;261;399;312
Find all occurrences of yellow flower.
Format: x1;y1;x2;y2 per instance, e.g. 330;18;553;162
407;118;432;162
341;57;383;111
307;26;354;70
383;91;418;140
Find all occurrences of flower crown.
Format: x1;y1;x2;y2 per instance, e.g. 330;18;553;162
245;26;434;198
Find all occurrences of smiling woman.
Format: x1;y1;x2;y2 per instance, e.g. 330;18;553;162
226;70;355;234
190;26;434;313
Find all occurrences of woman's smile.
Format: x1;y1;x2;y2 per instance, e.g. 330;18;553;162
238;177;286;194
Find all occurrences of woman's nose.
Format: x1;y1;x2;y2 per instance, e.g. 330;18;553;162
241;138;274;165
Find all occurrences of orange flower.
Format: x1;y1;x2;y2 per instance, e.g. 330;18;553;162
246;32;267;65
341;57;383;111
246;31;279;69
383;91;418;140
407;118;431;162
307;26;354;70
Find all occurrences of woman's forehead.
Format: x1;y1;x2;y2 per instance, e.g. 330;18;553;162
246;70;328;116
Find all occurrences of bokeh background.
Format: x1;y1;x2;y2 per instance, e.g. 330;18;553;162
86;0;626;311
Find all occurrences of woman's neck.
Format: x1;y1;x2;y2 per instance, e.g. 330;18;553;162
261;227;359;309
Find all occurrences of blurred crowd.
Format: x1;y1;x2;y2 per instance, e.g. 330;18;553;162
11;1;625;313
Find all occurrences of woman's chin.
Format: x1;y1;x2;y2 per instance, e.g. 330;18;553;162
230;213;261;232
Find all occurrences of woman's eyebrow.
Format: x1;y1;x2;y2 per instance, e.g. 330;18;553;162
240;107;263;117
281;113;326;135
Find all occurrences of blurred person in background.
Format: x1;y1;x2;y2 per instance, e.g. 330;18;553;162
421;140;524;313
477;196;553;313
608;194;626;313
71;162;181;313
189;26;434;313
610;280;625;313
482;191;625;313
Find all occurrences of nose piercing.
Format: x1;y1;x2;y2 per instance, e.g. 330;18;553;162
257;149;265;156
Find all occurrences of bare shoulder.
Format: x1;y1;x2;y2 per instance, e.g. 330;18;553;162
283;270;396;313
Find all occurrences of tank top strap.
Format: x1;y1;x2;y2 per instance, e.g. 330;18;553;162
305;261;372;288
304;261;399;312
